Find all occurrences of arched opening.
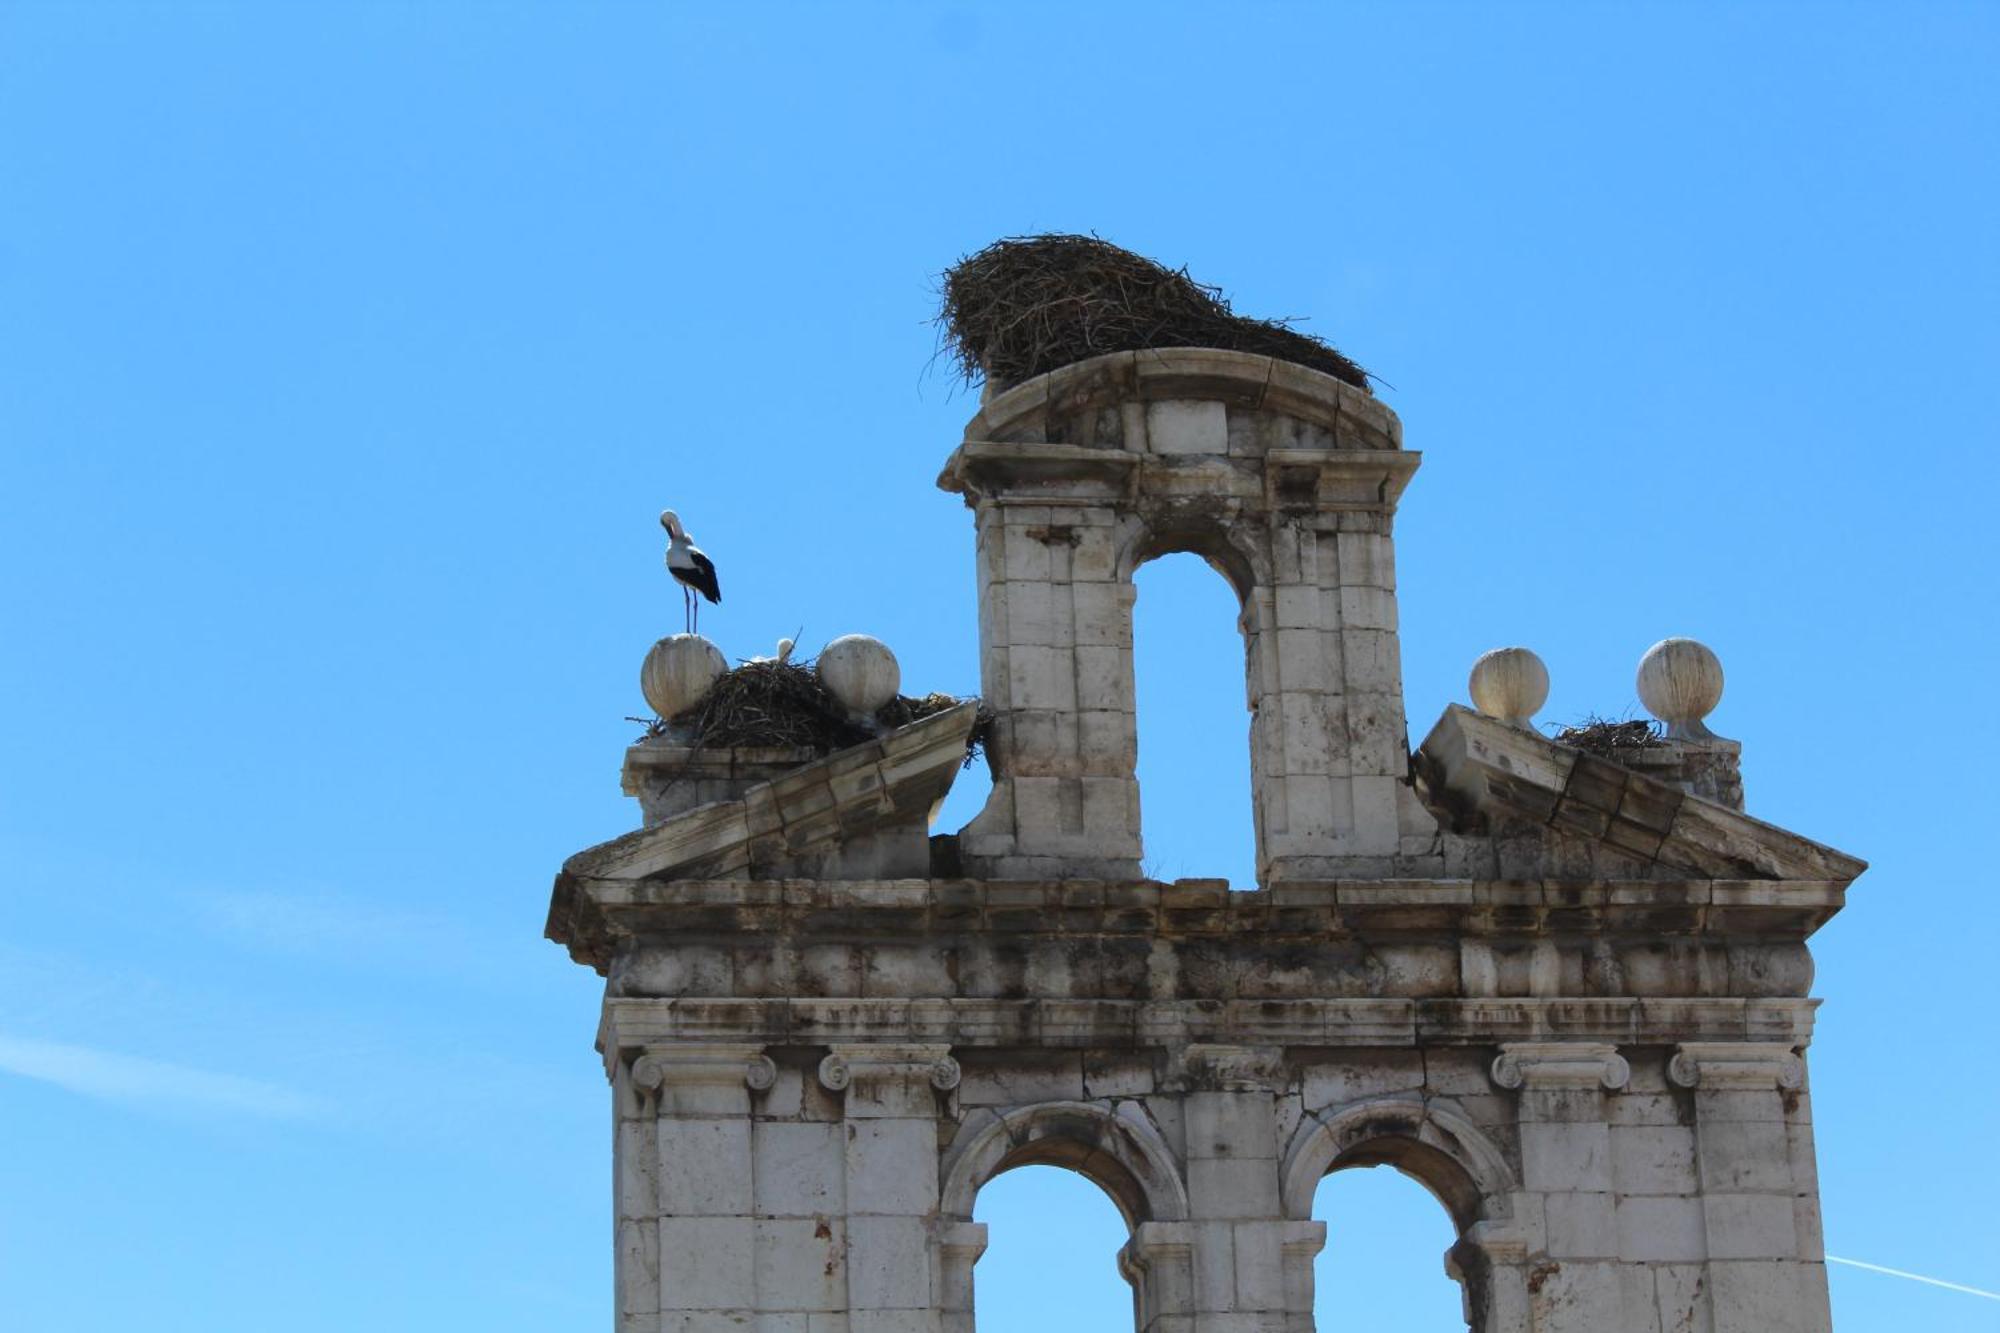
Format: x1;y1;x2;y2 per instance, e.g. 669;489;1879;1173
972;1164;1134;1332
1312;1164;1469;1331
1131;551;1256;887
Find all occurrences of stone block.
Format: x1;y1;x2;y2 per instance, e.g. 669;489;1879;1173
845;1120;941;1215
1704;1192;1798;1260
1273;585;1322;630
658;1217;755;1311
1187;1156;1281;1219
1543;1191;1617;1258
1146;399;1229;454
1078;709;1137;769
1695;1118;1795;1193
1075;645;1131;708
1610;1125;1698;1196
999;527;1053;583
1653;1263;1714;1333
1184;1091;1278;1161
1230;1221;1286;1312
1528;1258;1624;1332
616;1217;659;1317
1518;1121;1612;1193
1334;531;1395;590
1274;628;1330;692
754;1218;845;1312
1071;581;1134;647
844;1215;933;1309
1615;1194;1707;1262
1709;1260;1822;1333
1338;584;1397;632
753;1122;845;1215
658;1118;753;1215
1004;645;1077;712
955;1051;1085;1106
1003;580;1058;647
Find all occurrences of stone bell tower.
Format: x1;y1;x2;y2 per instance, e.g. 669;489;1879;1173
938;349;1430;882
550;343;1863;1332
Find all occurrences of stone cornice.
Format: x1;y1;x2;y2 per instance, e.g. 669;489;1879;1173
956;348;1401;451
548;873;1847;975
601;997;1818;1052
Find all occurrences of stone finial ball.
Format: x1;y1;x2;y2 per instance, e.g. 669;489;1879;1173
1468;647;1550;728
640;633;727;719
818;634;901;715
1637;637;1723;738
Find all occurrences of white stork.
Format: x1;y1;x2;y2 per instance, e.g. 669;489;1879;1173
751;637;796;665
660;509;721;634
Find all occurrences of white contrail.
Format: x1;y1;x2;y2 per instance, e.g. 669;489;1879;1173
1826;1256;2000;1302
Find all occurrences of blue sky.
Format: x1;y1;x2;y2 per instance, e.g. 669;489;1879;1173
2;4;1995;1330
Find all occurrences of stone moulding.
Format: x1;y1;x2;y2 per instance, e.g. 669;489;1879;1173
1419;705;1866;882
594;995;1820;1059
958;347;1403;452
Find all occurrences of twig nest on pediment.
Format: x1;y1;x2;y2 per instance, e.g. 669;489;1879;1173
640;633;727;719
1468;646;1549;729
817;634;901;716
1638;637;1724;739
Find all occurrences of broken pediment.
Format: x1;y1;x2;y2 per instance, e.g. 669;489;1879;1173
1416;705;1864;884
550;702;978;921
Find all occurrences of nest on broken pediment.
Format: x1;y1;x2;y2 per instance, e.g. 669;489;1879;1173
634;658;993;768
936;233;1372;393
1548;716;1666;762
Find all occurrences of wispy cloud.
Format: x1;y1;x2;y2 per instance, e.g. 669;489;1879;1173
1827;1256;2000;1301
0;1033;321;1119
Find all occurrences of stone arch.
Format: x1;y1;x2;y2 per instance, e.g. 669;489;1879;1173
1117;514;1263;605
1279;1094;1516;1231
1282;1095;1527;1333
940;1099;1191;1230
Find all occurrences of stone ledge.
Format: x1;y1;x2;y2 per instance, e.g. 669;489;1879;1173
548;873;1848;974
598;996;1817;1054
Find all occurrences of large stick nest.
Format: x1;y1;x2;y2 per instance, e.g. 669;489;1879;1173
640;659;992;768
937;234;1371;393
1549;716;1665;760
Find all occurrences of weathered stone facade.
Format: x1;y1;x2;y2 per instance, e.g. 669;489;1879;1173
549;349;1863;1331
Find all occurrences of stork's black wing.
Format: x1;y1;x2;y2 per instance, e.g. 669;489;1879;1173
683;546;721;603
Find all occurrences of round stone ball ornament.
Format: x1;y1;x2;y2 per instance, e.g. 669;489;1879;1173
640;633;728;719
1468;646;1549;729
818;634;901;715
1637;637;1724;739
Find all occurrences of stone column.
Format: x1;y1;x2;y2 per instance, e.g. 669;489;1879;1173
1489;1041;1632;1331
1668;1043;1831;1333
818;1043;961;1333
937;1220;989;1333
1120;1221;1198;1333
1241;454;1430;882
1178;1044;1293;1332
958;493;1143;878
626;1043;776;1326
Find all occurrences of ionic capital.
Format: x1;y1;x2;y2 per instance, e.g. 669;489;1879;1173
630;1043;776;1097
1667;1042;1804;1091
820;1040;960;1096
1490;1041;1630;1092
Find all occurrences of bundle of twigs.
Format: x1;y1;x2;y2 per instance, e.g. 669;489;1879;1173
637;659;992;768
1550;716;1665;760
937;234;1371;392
